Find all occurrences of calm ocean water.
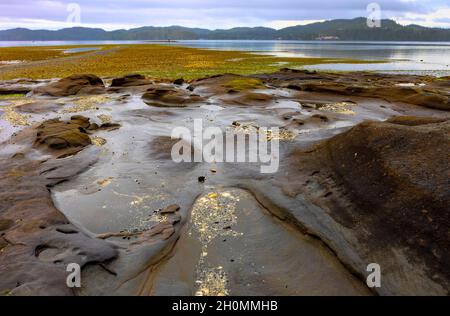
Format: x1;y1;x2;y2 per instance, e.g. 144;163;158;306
1;40;450;75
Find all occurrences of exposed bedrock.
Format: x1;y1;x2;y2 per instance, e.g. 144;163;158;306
1;69;450;296
0;119;183;296
32;74;105;97
107;74;156;93
279;117;450;295
142;86;204;107
78;208;183;296
291;83;449;111
150;188;370;296
254;69;450;111
0;150;118;296
0;87;31;95
110;74;153;88
188;74;274;106
31;115;120;158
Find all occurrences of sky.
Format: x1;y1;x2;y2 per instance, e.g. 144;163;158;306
0;0;449;31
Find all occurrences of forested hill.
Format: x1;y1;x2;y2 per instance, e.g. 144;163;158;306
1;18;450;41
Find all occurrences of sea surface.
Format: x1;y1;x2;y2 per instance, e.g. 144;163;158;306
1;40;450;75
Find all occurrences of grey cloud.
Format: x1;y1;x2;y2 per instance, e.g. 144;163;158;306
0;0;447;29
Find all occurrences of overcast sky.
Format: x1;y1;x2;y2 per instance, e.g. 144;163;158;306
0;0;449;30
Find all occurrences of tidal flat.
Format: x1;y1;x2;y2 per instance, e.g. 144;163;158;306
0;46;449;296
0;44;385;80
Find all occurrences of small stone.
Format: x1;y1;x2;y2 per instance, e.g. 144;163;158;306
173;78;185;85
198;176;206;183
160;204;180;214
208;192;218;199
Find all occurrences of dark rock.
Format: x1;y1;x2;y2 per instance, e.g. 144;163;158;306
98;122;121;131
32;116;121;157
221;92;274;106
33;74;105;97
0;87;30;95
160;204;180;214
0;157;118;296
70;115;91;128
312;114;329;122
142;86;203;107
286;84;303;91
386;116;448;126
0;219;14;231
402;91;449;111
173;78;185;85
35;117;92;151
110;74;152;87
287;118;450;294
258;69;450;111
292;119;304;125
87;123;99;130
13;100;60;114
11;153;25;159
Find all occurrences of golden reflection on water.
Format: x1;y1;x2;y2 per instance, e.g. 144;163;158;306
230;122;296;141
63;95;110;113
1;98;33;126
319;102;355;115
97;114;112;123
195;266;228;297
191;191;241;244
191;190;243;296
2;107;30;126
113;190;152;206
112;188;170;233
91;136;107;146
97;177;113;187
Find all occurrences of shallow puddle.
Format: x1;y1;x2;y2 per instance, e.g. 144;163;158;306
149;188;371;296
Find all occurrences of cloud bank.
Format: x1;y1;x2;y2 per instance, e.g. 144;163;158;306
0;0;449;30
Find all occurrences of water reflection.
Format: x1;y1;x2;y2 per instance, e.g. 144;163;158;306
174;40;450;72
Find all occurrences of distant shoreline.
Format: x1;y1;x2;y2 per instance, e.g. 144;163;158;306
144;40;178;43
1;40;450;48
1;18;450;42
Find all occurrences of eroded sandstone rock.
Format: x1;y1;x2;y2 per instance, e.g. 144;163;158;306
142;86;203;107
256;69;450;111
110;74;153;87
33;116;120;158
0;156;118;296
33;74;105;97
285;117;450;295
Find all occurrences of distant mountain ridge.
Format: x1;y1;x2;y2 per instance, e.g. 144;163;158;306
1;18;450;41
